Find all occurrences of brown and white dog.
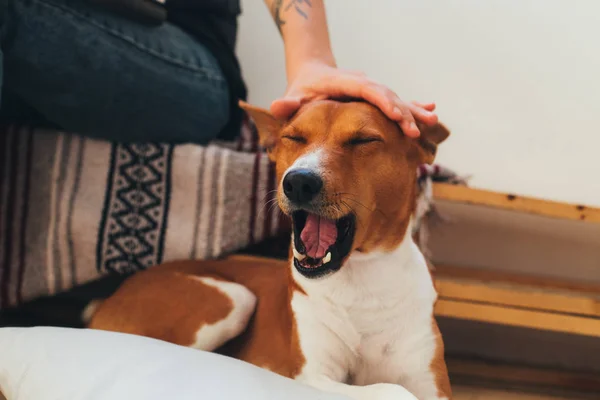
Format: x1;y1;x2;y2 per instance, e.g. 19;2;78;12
87;99;452;400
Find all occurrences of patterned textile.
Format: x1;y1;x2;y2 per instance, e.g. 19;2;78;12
0;118;464;309
0;117;286;309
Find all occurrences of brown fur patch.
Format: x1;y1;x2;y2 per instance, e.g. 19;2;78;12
203;258;307;378
89;271;234;347
90;257;307;378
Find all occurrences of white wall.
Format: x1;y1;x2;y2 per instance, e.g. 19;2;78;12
236;0;600;207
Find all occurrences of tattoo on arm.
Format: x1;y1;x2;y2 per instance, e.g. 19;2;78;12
270;0;312;33
271;0;286;32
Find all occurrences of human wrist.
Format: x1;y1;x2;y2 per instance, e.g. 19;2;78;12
286;49;337;84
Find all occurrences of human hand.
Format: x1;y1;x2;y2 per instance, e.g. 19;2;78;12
270;61;438;138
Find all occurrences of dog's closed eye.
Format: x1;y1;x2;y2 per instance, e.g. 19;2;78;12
347;136;383;146
282;135;308;144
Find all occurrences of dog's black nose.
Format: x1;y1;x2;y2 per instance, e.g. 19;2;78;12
283;169;323;205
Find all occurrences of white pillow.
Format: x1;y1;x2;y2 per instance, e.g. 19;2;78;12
0;327;349;400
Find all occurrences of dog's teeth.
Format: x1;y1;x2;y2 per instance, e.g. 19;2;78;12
323;252;332;264
293;248;306;261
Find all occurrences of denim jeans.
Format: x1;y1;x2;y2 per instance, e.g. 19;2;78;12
0;0;230;144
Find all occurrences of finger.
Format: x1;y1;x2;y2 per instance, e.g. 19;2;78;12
322;76;421;136
270;92;330;120
352;81;424;131
408;103;438;126
412;101;436;112
362;84;408;122
270;97;302;120
389;100;420;137
305;75;399;117
294;75;423;136
350;79;419;130
343;69;367;77
384;93;422;137
400;119;420;138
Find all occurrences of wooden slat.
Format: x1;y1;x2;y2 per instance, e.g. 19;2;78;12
433;183;600;224
434;265;600;295
447;358;600;394
435;299;600;338
435;276;600;318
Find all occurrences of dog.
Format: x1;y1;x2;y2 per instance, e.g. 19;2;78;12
86;99;452;400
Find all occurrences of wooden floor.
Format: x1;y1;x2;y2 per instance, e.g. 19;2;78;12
454;385;580;400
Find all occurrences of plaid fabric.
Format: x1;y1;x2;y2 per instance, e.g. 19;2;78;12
0;117;463;309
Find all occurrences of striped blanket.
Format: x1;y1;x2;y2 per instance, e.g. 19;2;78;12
0;117;463;310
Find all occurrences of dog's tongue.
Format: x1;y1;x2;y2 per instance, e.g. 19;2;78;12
300;214;338;259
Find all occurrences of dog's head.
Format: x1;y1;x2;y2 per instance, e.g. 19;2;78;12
240;99;449;279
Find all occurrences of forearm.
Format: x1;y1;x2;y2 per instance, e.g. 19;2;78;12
264;0;336;82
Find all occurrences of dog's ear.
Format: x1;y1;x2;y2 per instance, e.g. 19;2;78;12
239;100;282;159
415;122;450;165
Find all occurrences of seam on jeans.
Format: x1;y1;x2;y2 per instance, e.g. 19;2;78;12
34;0;226;81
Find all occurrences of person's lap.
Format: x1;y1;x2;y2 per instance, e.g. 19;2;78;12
0;0;230;144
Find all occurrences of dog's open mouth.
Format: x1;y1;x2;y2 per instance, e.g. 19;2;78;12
292;211;356;278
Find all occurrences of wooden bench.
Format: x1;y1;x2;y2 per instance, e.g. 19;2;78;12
430;183;600;337
428;183;600;394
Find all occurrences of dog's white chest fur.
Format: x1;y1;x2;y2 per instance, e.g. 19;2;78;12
291;235;443;399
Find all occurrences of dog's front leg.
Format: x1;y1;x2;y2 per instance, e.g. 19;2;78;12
302;376;418;400
290;295;418;399
385;319;452;400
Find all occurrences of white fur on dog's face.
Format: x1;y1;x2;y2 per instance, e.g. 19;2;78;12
278;148;325;215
